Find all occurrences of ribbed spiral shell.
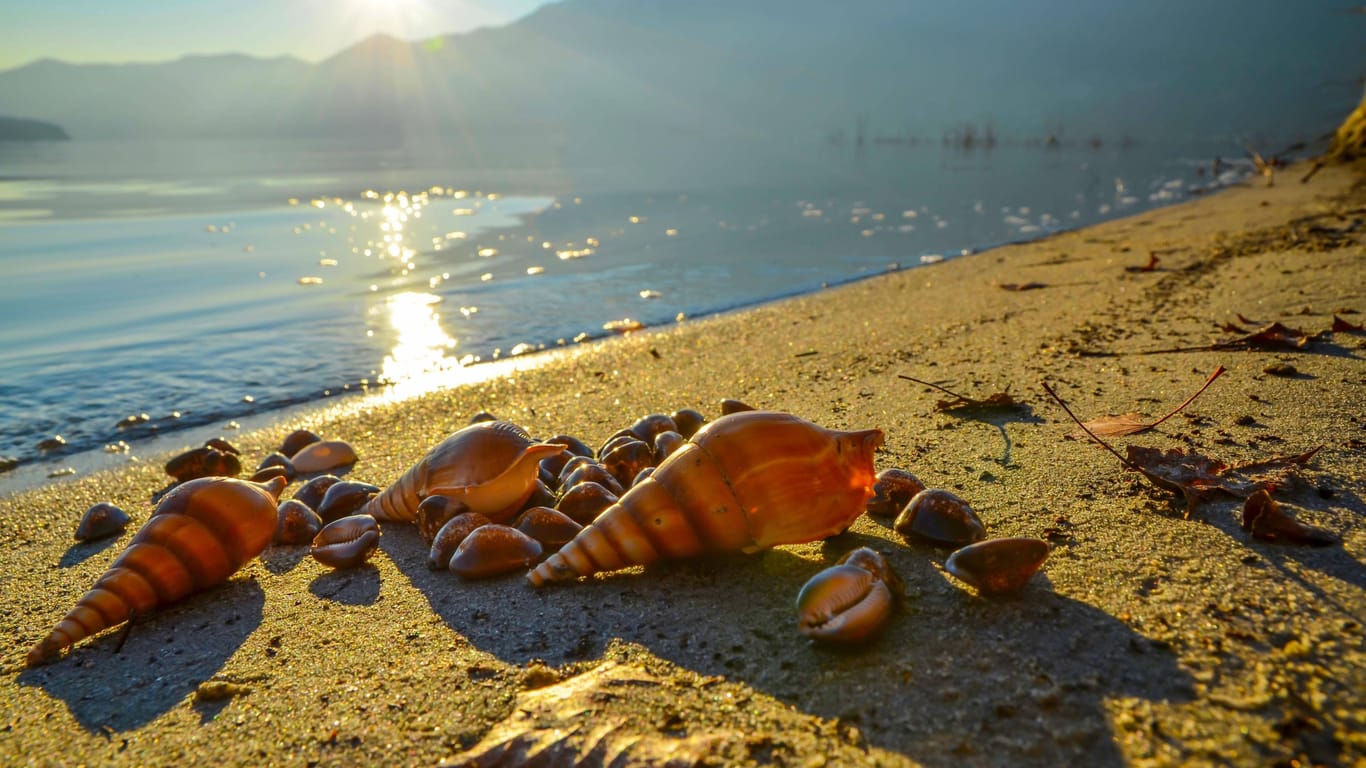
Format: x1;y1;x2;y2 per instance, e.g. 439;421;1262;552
363;421;565;524
527;411;884;586
26;475;285;666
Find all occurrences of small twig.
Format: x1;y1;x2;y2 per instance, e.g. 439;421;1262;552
897;374;970;401
1145;365;1226;429
1041;382;1143;473
113;609;137;654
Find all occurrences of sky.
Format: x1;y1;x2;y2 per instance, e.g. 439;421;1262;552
0;0;552;71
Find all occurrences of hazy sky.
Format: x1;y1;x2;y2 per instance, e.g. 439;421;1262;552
0;0;551;71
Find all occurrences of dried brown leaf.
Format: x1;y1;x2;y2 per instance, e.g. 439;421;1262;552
1124;445;1322;518
1332;314;1365;332
1242;489;1338;546
1124;253;1160;273
1069;366;1225;439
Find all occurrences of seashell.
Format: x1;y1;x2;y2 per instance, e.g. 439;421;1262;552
720;398;755;416
560;462;624;497
310;514;381;568
540;435;593;480
601;439;655;490
652;430;686;462
203;437;240;455
628;414;678;443
292;474;341;512
944;537;1050;595
363;421;565;524
529;411;884;586
279;428;321;458
555;481;619;526
1241;490;1338;547
597;430;640;461
165;441;242;482
893;489;985;549
514;506;582;552
274;499;323;545
28;475;286;666
521;480;557;512
556;455;598;489
632;466;655;487
417;494;470;545
250;465;290;484
75;502;131;541
469;411;498;424
37;435;67;452
670;408;705;439
796;563;894;645
838;546;903;595
428;511;492;569
866;468;926;518
291;440;358;474
316;481;381;524
255;452;297;480
449;525;542;579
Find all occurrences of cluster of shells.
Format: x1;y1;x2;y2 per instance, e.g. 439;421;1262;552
797;470;1051;646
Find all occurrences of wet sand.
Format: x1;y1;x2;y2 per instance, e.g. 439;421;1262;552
2;162;1363;766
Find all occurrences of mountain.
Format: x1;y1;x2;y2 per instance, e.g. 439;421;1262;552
0;0;1359;144
0;115;68;141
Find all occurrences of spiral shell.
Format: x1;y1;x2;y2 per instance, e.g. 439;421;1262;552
528;411;884;586
27;475;286;667
363;421;566;524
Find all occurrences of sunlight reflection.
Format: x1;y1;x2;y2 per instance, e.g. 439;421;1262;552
377;291;460;395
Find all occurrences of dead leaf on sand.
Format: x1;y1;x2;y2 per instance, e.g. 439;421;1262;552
996;281;1048;291
1332;314;1364;333
1120;321;1322;356
1242;489;1338;547
1124;253;1161;273
1069;366;1225;439
1044;382;1321;518
898;375;1022;411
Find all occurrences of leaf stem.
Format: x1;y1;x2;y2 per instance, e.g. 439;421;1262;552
1041;382;1143;473
1147;365;1226;429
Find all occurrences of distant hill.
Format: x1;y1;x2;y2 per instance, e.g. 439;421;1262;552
0;115;68;141
0;0;1359;146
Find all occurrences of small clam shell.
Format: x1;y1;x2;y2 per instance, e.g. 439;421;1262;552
514;506;583;552
317;481;380;524
448;524;542;579
670;408;705;439
555;481;619;525
428;511;492;569
560;463;624;496
75;502;130;541
601;439;655;490
521;480;557;513
866;468;926;518
275;499;323;545
652;430;686;462
255;452;297;480
540;435;593;480
291;440;358;474
628;413;678;443
279;428;321;458
597;431;640;461
250;465;290;484
292;474;341;512
720;398;754;415
417;494;470;545
893;489;985;548
796;563;894;645
944;537;1049;595
310;514;381;568
837;546;903;595
556;455;596;487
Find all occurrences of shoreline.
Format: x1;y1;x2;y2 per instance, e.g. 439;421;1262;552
2;161;1363;766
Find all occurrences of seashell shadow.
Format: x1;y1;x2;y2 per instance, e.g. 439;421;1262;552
258;544;311;575
57;534;123;569
381;523;1195;763
307;564;380;606
16;580;265;733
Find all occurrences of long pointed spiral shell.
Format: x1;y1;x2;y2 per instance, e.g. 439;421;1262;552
27;475;286;667
528;411;884;586
363;421;566;524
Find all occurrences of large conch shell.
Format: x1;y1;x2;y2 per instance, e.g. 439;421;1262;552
362;421;566;524
27;475;286;666
528;411;884;586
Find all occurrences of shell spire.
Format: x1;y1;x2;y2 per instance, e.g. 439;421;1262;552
528;411;883;586
363;421;566;524
27;475;285;667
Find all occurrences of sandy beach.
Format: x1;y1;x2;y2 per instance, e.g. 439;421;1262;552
2;161;1363;766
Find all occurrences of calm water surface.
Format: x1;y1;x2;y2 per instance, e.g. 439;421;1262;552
0;136;1259;493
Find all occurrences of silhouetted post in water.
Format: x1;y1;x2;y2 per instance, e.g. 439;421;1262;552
855;114;867;149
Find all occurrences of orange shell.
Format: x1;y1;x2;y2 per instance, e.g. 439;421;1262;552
27;475;285;666
528;411;883;586
363;421;565;524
